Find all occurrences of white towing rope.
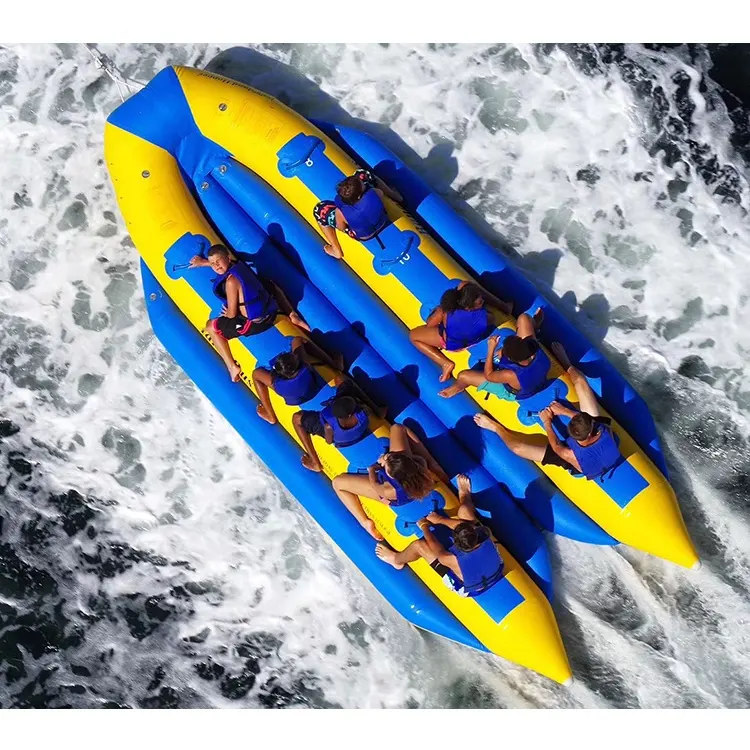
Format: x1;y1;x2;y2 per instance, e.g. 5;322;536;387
82;43;146;103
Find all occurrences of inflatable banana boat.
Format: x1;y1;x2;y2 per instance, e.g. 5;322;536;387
104;63;697;680
105;67;573;683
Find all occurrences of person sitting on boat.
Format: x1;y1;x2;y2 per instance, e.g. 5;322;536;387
474;342;623;481
332;424;451;540
313;168;403;259
292;377;385;473
438;309;548;400
376;474;505;598
408;281;513;383
251;336;345;425
189;244;310;383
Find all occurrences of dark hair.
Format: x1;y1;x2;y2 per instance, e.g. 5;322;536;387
331;395;359;419
503;335;535;363
568;412;595;441
207;244;230;259
336;176;365;205
453;521;487;552
272;352;300;379
384;452;434;499
457;283;484;310
440;283;484;314
439;288;462;314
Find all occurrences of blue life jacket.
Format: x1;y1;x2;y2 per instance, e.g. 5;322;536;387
334;188;388;239
442;308;494;350
320;404;370;448
212;260;278;321
566;422;622;480
451;529;505;597
496;341;551;399
270;358;321;406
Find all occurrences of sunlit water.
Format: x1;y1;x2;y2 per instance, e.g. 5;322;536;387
1;43;749;708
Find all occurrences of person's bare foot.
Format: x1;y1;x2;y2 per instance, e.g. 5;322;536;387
551;341;572;370
363;519;384;541
533;307;545;329
473;413;497;432
324;243;343;259
228;361;242;383
256;404;277;425
439;361;455;383
438;382;465;398
301;454;322;472
289;312;311;332
375;542;403;568
456;473;472;496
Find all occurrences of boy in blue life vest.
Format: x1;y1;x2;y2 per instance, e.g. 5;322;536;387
375;474;505;598
189;244;310;383
251;336;345;425
292;377;387;474
331;423;451;540
313;169;403;259
438;308;548;400
474;342;623;481
409;281;513;383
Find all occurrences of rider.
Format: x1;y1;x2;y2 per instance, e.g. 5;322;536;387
313;168;403;259
189;244;309;382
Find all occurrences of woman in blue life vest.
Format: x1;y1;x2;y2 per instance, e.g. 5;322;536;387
376;474;505;598
291;377;387;474
313;169;403;259
473;342;623;481
251;336;345;425
409;281;513;383
332;424;451;540
188;244;310;382
438;309;550;400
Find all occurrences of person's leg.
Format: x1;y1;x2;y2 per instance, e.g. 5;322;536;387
204;320;241;382
409;325;455;382
313;201;344;258
292;411;323;472
551;342;600;417
438;368;485;398
332;474;384;540
335;376;386;419
517;309;544;339
298;336;344;371
252;367;277;424
400;424;451;484
268;284;311;332
475;415;548;463
455;474;479;521
375;538;433;569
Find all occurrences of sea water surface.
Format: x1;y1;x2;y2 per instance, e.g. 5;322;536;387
1;43;750;708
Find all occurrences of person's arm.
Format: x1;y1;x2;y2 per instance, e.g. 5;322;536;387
373;175;403;203
548;400;579;419
483;339;515;384
457;280;512;315
367;464;391;503
189;255;210;268
539;408;581;472
425;307;445;328
223;276;240;318
323;422;335;445
425;511;463;530
417;519;459;570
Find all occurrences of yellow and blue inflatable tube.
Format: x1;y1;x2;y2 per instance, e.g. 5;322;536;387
104;69;572;682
